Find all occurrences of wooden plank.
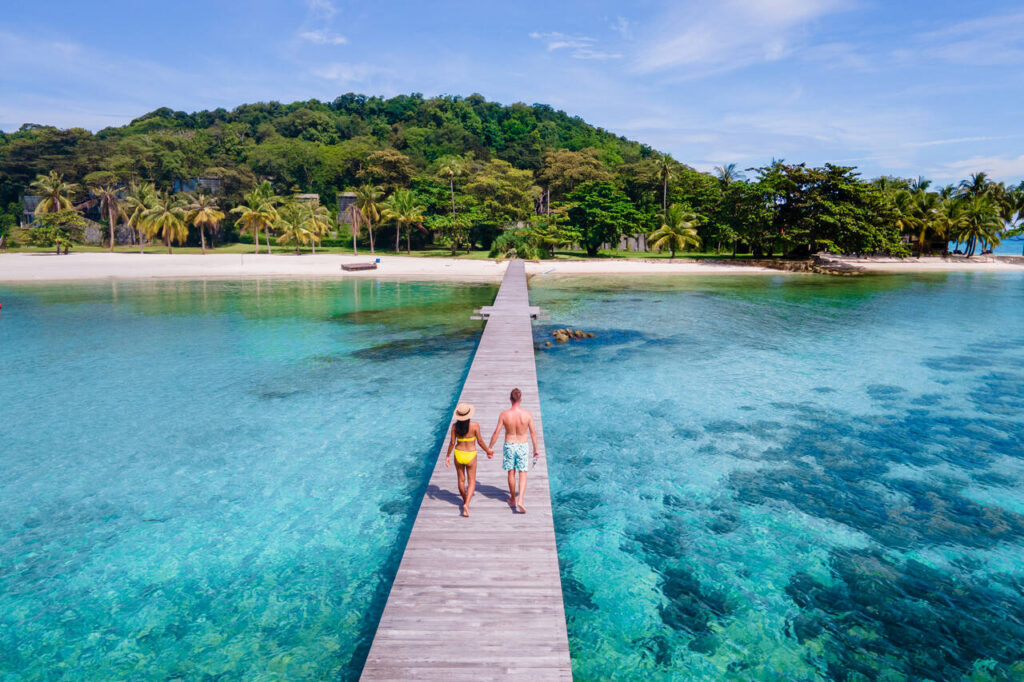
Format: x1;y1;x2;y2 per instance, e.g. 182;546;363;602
360;260;572;681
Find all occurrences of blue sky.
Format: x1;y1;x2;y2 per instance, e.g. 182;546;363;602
2;0;1023;184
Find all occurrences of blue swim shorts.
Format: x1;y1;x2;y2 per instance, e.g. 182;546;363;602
502;442;530;471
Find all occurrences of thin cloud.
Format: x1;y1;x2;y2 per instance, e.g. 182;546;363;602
934;154;1024;183
299;30;347;45
313;62;392;83
912;11;1024;66
529;31;622;60
634;0;850;74
306;0;337;19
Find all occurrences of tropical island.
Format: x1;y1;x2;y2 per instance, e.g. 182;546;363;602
1;93;1022;270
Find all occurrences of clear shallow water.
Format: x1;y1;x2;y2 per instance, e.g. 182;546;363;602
533;272;1024;681
0;278;494;680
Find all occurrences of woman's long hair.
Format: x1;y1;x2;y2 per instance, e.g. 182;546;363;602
454;419;470;438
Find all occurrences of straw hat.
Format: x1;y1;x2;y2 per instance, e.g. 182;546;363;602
453;403;475;420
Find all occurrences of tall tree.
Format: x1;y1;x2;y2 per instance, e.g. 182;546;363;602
142;191;188;254
231;185;279;254
30;171;78;214
657;154;674;213
303;201;331;254
354;184;383;254
566;182;639;257
649;203;701;258
185;192;224;255
436;156;466;223
382;188;427;254
714;163;744;187
90;184;124;252
124;182;157;253
275;200;312;254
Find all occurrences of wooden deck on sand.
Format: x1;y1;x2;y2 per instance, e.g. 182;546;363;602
360;260;572;680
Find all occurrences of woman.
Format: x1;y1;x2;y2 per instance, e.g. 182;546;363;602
444;402;493;517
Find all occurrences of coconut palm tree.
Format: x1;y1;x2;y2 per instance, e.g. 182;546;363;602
275;201;312;254
303;201;331;254
382;188;427;254
90;184;124;252
957;195;1003;256
958;172;992;200
437;156;465;222
124;181;157;253
657;154;674;213
184;193;224;255
142;192;189;254
714;163;744;186
354;184;383;253
231;186;279;254
30;171;78;214
648;204;701;258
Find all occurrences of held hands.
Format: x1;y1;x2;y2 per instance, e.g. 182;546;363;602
486;448;495;459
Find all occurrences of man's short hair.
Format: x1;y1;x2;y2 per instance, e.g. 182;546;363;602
510;388;522;403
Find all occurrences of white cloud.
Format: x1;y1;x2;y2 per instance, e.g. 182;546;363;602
529;31;622;60
312;62;392;83
934;155;1024;184
299;29;347;45
634;0;850;74
305;0;337;19
912;11;1024;66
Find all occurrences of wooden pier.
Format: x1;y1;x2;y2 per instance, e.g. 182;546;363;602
361;260;572;680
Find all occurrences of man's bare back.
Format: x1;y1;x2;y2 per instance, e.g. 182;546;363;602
499;405;533;443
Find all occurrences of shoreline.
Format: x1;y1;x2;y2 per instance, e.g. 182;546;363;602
0;252;1022;283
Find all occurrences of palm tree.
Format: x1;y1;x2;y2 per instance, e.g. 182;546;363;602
142;192;189;254
437;156;465;222
124;182;157;253
30;171;78;214
657;154;674;213
648;204;701;258
957;195;1003;256
231;185;279;254
382;188;427;254
275;201;312;254
90;184;124;252
184;193;224;255
303;201;331;254
958;172;991;199
714;163;744;186
354;184;383;253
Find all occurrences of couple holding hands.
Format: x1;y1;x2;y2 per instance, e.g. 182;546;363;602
444;388;540;517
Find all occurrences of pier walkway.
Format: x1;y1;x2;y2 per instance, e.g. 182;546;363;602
361;260;572;680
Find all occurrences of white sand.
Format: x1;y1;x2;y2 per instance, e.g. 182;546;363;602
0;252;1020;283
0;252;775;282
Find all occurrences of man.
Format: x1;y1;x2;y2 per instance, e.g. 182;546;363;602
489;388;540;513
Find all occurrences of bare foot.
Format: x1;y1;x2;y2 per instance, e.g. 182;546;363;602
462;506;470;517
507;495;516;506
517;502;527;514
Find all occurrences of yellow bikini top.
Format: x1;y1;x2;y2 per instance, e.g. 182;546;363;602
456;435;475;442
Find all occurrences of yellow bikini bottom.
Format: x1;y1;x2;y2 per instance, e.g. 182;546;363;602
454;449;477;465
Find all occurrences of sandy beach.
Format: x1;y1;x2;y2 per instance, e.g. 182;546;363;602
0;252;781;282
0;252;1022;282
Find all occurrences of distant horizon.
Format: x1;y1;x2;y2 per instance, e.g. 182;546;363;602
4;1;1024;185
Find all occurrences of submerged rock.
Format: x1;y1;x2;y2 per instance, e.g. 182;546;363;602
550;327;595;344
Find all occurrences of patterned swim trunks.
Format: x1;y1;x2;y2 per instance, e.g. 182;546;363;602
502;442;530;471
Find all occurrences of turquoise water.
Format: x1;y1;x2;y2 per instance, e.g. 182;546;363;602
0;279;494;679
533;272;1024;681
